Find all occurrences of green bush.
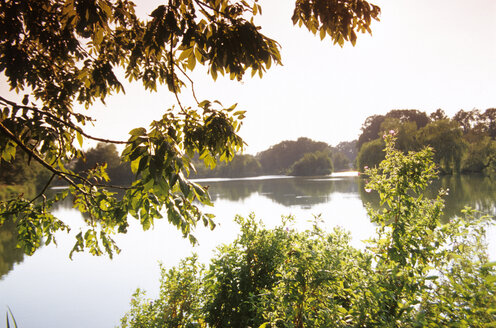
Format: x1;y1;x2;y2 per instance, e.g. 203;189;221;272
288;151;333;176
356;138;385;171
120;133;496;328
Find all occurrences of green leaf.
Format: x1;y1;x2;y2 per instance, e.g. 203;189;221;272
76;131;83;147
482;261;496;268
130;157;141;174
129;127;147;136
198;100;210;108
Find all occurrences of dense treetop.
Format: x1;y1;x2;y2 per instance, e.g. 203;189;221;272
357;108;496;175
0;0;380;257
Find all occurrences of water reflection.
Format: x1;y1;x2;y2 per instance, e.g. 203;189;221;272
203;176;359;208
0;219;24;280
1;174;494;280
358;174;496;221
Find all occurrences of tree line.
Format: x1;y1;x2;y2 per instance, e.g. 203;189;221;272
192;137;358;178
0;138;356;200
357;108;496;175
0;143;134;197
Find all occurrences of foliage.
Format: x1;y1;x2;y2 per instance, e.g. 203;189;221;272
356;108;496;175
417;119;464;174
120;256;205;328
0;219;24;279
0;0;379;257
333;140;357;169
72;143;133;185
288;150;333;176
192;153;263;178
361;132;496;327
331;150;351;171
461;136;496;174
356;138;384;171
120;134;496;327
193;138;352;178
257;137;331;175
292;0;380;46
0;146;51;197
379;118;419;153
357;114;385;150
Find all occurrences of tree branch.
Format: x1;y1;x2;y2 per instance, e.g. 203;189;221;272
169;36;188;115
0;121;86;194
0;96;129;145
174;63;200;105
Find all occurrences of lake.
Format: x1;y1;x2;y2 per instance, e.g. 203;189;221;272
1;173;495;327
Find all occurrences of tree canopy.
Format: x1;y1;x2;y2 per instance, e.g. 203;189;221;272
357;108;496;175
0;0;381;257
257;137;331;174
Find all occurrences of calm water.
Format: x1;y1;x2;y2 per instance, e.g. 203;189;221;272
1;173;495;327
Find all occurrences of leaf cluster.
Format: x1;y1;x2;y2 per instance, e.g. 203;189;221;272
292;0;380;46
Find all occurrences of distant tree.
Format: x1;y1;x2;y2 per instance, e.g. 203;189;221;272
418;120;464;174
356;138;384;171
358;110;429;151
430;108;448;121
453;109;480;135
357;114;385;150
73;143;120;172
0;145;50;195
0;148;39;186
478;108;496;139
386;109;430;129
73;143;133;185
379;118;419;153
257;137;331;175
334;140;357;163
462;137;496;174
288;151;333;176
213;154;262;178
331;151;351;171
357;108;496;175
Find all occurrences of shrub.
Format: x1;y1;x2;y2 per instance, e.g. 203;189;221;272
288;151;333;176
120;133;496;328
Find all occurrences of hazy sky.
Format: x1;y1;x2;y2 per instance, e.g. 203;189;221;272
3;0;496;154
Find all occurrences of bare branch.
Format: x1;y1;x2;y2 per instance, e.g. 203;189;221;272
174;63;200;105
169;36;187;115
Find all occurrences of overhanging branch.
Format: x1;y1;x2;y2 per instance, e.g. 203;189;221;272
0;96;129;145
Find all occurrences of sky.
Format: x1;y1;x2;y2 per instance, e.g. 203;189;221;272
2;0;496;154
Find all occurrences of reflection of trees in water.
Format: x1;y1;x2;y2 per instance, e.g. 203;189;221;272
431;175;496;219
0;219;24;279
204;177;359;207
37;176;496;219
358;174;496;222
3;175;494;279
261;177;358;207
205;180;263;202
